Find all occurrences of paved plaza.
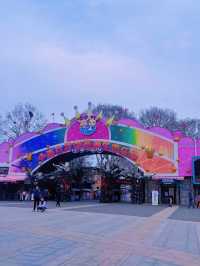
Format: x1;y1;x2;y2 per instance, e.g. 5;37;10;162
0;202;200;266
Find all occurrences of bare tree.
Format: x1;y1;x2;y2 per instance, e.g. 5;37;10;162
1;103;46;140
0;115;5;142
93;104;136;120
96;154;138;202
51;157;88;180
96;154;134;177
139;106;178;130
53;156;91;193
69;157;86;181
177;119;200;138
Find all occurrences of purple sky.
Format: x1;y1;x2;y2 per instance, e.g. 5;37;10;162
1;0;200;121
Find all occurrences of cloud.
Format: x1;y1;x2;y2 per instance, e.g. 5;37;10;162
32;44;159;92
0;0;200;120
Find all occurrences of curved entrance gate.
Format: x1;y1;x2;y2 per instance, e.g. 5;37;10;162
3;110;180;179
5;112;179;178
1;107;197;203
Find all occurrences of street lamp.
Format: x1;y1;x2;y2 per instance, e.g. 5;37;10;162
192;121;199;195
194;121;199;156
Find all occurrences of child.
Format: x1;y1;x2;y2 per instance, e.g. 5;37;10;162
37;198;47;212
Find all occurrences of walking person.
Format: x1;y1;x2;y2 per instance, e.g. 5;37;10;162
32;186;41;212
188;190;195;208
22;190;26;201
56;184;61;207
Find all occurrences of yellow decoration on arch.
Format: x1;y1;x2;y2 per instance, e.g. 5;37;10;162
26;153;32;161
145;147;155;159
106;116;115;127
64;118;71;126
76;112;81;119
96;111;103;121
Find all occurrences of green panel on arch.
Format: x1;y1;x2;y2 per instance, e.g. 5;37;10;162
110;125;137;145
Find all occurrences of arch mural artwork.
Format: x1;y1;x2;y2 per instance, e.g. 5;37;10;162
1;107;199;183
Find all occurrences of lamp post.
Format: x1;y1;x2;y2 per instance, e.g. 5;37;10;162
192;121;199;196
194;121;199;157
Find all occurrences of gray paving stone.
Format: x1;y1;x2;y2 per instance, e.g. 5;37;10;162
0;203;200;266
122;256;181;266
169;207;200;222
153;220;200;255
64;203;166;217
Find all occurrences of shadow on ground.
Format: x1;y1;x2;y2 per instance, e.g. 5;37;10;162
169;207;200;222
63;203;166;217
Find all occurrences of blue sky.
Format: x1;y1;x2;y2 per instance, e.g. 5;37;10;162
1;0;200;121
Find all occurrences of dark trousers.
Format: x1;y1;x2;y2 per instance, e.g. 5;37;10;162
33;198;40;211
56;196;61;207
188;200;195;208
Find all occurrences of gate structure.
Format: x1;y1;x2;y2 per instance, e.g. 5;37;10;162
1;108;197;182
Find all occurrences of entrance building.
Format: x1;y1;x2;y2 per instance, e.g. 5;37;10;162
0;105;200;205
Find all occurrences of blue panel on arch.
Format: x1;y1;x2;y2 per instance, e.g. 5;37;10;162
20;128;66;154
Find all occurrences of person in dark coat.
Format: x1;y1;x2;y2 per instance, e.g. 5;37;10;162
56;185;61;207
32;186;41;211
188;190;195;208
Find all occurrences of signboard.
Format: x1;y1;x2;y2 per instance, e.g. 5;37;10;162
161;179;175;185
0;167;9;175
152;190;159;205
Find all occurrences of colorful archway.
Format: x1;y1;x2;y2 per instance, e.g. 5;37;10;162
0;111;186;182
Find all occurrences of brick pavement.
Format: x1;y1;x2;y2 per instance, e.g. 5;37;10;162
0;203;199;266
